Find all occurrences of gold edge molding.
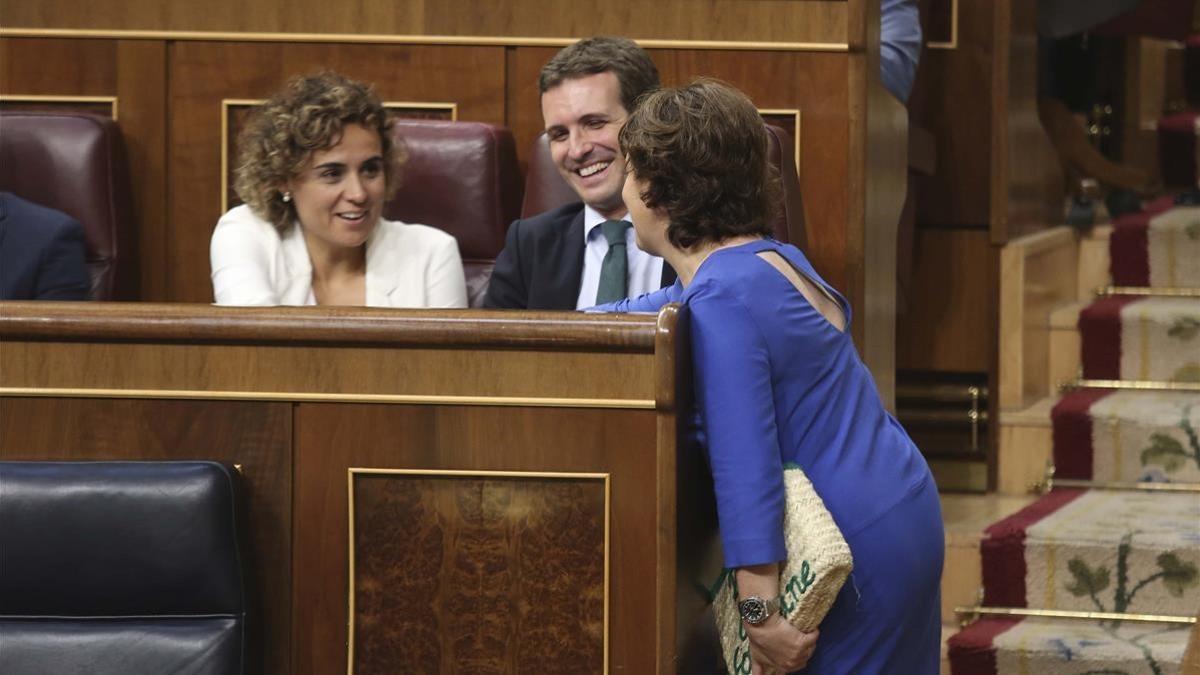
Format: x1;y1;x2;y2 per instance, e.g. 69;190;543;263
1100;285;1200;298
0;94;119;121
925;0;958;50
757;108;802;172
0;387;656;409
1066;379;1200;393
955;605;1197;625
346;468;612;674
220;99;459;214
1035;463;1200;494
0;28;851;52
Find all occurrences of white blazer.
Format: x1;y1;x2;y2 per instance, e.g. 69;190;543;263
210;204;467;308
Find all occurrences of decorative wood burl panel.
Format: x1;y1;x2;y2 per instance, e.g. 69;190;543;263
350;470;608;674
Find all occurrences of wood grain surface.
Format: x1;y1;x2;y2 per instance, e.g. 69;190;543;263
0;0;851;45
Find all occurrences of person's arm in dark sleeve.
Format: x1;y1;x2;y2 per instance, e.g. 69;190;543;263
34;216;90;300
483;219;529;309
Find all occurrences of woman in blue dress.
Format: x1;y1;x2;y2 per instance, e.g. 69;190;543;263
598;80;944;674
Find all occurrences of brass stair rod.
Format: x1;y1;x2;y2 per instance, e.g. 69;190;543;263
955;605;1197;625
1062;379;1200;393
1034;463;1200;494
1098;285;1200;298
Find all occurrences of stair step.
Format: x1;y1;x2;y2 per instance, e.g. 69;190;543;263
941;493;1039;624
1079;295;1200;381
997;397;1056;495
948;615;1193;674
1111;200;1200;287
1047;300;1087;391
981;490;1200;617
1054;389;1200;483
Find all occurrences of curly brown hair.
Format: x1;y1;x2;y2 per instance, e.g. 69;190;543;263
539;36;660;113
233;71;405;231
619;79;778;250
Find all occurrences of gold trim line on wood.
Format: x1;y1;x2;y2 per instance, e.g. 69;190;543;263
348;467;612;479
220;99;459;214
1064;379;1200;393
1099;285;1200;298
0;28;850;52
0;387;655;409
757;108;802;172
346;468;612;674
0;94;119;121
926;0;958;50
955;606;1197;625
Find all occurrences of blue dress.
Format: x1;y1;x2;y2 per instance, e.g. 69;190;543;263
598;239;944;674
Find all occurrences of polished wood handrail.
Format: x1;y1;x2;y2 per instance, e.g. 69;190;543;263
0;302;662;351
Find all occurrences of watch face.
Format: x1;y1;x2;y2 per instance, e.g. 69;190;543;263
739;597;768;625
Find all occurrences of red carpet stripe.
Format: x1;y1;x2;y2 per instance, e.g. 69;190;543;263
1110;196;1177;286
947;616;1022;675
1051;389;1113;480
1110;218;1151;287
980;489;1087;608
1078;295;1140;380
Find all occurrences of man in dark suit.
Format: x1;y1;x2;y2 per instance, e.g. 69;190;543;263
0;192;90;300
484;37;676;310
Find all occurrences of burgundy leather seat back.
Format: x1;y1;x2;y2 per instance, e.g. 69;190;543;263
0;111;137;300
519;133;581;220
383;120;523;307
519;124;807;248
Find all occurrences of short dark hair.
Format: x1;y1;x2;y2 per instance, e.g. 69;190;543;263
539;36;661;113
619;79;777;250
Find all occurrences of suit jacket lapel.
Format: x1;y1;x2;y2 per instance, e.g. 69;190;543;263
279;223;314;305
0;193;9;252
364;221;396;307
660;261;677;288
538;207;585;309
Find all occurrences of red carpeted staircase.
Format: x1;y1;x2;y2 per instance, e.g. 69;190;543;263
947;195;1200;673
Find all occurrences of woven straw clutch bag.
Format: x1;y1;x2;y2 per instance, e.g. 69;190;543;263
710;462;854;675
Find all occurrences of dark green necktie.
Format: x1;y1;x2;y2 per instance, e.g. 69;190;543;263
595;219;632;304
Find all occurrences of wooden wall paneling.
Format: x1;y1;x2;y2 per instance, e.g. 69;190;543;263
292;403;659;675
167;41;507;302
908;0;996;228
896;228;996;372
857;0;907;407
503;46;557;175
0;0;850;45
0;37;117;94
0;396;294;675
992;0;1063;244
116;40;168;300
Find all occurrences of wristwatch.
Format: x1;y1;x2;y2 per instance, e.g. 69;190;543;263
738;595;780;626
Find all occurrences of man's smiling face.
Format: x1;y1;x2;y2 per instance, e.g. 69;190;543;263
540;71;629;219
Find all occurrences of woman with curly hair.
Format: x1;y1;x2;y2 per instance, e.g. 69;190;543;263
210;71;466;307
596;79;943;674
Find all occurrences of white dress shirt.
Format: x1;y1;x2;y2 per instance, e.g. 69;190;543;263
574;204;665;309
210;204;467;308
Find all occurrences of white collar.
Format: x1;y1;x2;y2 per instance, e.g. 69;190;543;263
582;203;633;240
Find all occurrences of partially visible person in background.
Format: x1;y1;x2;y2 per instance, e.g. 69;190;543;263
881;0;922;102
0;191;90;300
211;71;466;308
